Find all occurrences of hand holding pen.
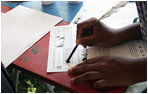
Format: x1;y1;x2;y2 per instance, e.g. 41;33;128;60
66;18;107;63
66;2;129;63
76;1;129;47
76;17;118;47
66;17;118;63
66;18;97;63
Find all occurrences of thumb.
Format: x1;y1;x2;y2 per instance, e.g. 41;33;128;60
79;35;98;46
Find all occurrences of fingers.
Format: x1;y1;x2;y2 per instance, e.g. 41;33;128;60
76;56;100;66
68;63;98;74
78;34;98;46
71;71;102;84
76;18;98;45
76;25;83;44
68;57;100;74
68;56;107;74
93;79;107;88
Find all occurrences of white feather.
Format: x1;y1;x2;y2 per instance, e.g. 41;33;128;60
99;1;129;20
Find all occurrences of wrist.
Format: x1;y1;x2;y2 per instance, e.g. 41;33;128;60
129;58;147;84
114;22;142;44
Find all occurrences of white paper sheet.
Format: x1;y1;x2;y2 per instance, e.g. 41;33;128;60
71;1;116;25
87;40;147;59
87;40;147;93
125;81;147;93
71;1;138;29
1;5;63;68
47;25;85;72
47;25;146;73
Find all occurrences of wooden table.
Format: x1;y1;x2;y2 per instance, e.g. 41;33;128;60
1;1;126;92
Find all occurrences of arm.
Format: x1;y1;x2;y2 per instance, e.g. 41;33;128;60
130;57;147;84
76;18;142;47
115;22;142;44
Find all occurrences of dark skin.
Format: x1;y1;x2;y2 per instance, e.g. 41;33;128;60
76;18;142;47
68;18;147;88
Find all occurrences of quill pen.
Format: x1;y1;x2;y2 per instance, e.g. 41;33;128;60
90;1;129;32
99;1;128;20
66;1;129;63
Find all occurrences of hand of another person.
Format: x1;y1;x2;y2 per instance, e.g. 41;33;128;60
68;56;146;88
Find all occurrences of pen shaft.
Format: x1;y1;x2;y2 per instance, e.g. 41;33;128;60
66;21;99;63
66;44;78;63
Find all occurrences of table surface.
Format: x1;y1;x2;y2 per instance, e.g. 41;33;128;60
2;1;126;93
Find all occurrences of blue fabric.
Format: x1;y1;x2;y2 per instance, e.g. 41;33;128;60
1;63;16;93
1;1;83;22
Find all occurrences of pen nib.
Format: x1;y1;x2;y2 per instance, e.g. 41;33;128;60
82;57;87;61
66;60;70;63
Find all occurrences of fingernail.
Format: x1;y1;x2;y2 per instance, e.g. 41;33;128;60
68;68;72;73
76;40;81;44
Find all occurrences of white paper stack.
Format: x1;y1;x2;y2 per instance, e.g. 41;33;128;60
1;5;63;67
